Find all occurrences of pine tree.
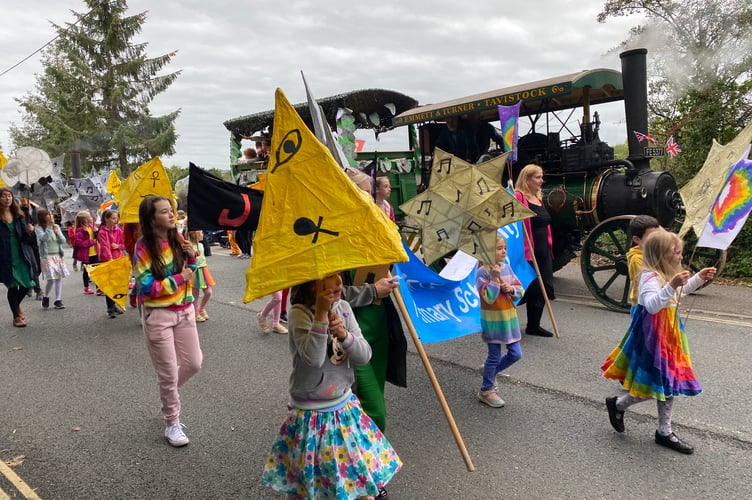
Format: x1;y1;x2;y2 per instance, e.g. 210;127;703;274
10;0;180;176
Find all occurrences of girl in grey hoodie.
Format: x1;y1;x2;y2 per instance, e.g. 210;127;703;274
261;273;402;499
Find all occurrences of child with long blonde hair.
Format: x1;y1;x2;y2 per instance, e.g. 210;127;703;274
187;230;215;322
602;230;716;454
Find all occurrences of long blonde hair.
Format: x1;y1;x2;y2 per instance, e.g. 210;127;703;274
514;164;543;201
641;230;683;284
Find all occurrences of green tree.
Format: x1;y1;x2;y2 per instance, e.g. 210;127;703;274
599;0;752;278
10;0;180;176
598;1;752;184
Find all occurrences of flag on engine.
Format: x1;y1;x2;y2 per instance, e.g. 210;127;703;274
633;131;657;144
665;136;681;158
498;101;522;162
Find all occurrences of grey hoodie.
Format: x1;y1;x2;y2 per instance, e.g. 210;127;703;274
287;299;372;410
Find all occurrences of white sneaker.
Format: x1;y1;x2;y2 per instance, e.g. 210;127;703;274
165;423;189;447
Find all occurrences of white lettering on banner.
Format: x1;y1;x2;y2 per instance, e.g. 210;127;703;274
414;303;449;323
414;283;480;324
499;222;520;240
455;282;480;313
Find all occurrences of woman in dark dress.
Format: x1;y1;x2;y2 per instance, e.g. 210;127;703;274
0;188;38;327
514;164;556;337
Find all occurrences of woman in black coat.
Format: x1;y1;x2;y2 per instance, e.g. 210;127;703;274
0;188;38;327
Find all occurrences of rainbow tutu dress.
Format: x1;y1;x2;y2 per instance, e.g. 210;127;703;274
601;304;701;400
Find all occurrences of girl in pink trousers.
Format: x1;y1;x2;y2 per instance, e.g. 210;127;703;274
134;196;202;447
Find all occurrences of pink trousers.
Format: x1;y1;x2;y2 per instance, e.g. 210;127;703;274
142;307;203;425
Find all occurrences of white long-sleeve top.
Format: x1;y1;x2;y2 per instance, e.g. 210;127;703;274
638;270;707;314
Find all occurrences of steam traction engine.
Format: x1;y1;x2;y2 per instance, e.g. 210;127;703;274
394;48;724;312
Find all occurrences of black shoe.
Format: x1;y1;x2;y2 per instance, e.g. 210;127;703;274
279;312;288;325
605;396;625;432
53;300;65;310
376;486;388;498
526;326;554;337
42;296;50;309
108;310;117;319
655;431;694;454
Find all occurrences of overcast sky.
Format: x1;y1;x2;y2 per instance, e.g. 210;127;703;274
0;0;645;171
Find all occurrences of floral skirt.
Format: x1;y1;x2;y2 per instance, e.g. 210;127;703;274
193;266;215;289
261;394;402;499
41;255;71;280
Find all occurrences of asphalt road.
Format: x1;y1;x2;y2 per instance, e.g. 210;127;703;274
1;247;752;499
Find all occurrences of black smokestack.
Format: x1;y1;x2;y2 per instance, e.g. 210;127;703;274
620;48;651;173
70;151;81;179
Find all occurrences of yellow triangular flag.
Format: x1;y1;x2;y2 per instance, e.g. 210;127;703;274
243;88;408;303
106;170;122;201
118;158;175;224
0;150;7;188
88;257;132;309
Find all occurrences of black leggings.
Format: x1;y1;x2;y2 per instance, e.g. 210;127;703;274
7;286;29;319
82;255;99;288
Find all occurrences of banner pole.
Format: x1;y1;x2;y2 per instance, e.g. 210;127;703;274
391;286;475;472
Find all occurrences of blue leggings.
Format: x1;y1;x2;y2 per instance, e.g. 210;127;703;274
481;341;522;391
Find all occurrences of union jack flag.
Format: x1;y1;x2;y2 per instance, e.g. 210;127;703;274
633;130;657;144
665;135;681;158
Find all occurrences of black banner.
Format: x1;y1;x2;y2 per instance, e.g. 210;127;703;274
187;163;264;231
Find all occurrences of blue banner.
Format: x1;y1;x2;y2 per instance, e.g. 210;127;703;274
498;217;537;304
393;242;481;343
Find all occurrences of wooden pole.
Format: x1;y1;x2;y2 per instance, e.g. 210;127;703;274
391;286;476;472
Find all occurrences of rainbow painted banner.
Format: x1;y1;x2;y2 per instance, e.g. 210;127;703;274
697;154;752;250
498;102;522;162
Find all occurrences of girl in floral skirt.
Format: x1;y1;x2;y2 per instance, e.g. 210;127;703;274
261;273;401;499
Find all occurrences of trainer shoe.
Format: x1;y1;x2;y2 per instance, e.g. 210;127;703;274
477;388;506;408
96;288;104;296
42;296;50;309
83;287;95;295
279;311;288;324
272;324;288;334
257;313;271;333
165;423;190;447
53;300;66;310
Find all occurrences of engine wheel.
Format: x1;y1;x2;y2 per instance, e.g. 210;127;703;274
580;216;633;313
580;216;728;312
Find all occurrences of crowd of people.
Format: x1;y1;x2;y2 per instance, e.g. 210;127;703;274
1;153;720;498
